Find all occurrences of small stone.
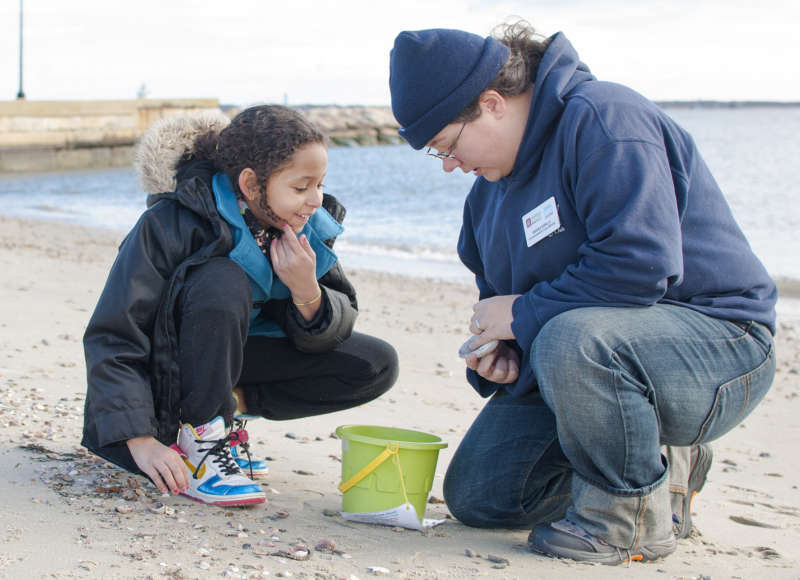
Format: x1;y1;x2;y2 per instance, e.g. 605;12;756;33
315;538;336;552
427;495;445;504
464;548;475;558
198;561;210;570
367;566;390;576
285;433;298;440
487;554;509;565
322;509;339;517
115;504;133;514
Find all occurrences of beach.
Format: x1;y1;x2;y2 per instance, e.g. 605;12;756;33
1;215;798;580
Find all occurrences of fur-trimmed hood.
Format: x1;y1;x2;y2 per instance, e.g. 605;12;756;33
134;111;231;195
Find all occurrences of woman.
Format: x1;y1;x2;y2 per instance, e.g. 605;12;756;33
389;21;776;564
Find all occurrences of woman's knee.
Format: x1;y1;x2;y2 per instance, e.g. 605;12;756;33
443;454;495;527
531;308;618;400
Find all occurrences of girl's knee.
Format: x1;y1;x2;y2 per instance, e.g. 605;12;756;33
181;258;251;319
348;335;399;389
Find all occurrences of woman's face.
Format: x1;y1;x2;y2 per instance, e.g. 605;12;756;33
247;143;328;233
428;116;518;182
426;90;530;182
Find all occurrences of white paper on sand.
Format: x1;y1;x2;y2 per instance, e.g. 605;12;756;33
341;503;446;531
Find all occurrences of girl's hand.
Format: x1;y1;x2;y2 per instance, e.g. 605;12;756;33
127;436;189;495
465;341;520;384
270;224;319;302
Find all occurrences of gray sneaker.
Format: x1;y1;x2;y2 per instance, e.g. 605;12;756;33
673;444;713;539
528;519;676;565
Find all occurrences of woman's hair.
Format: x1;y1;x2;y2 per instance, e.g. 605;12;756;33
194;105;325;197
454;19;551;123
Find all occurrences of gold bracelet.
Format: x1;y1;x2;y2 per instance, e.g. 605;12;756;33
292;289;322;307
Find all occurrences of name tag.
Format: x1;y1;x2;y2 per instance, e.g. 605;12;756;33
522;196;561;247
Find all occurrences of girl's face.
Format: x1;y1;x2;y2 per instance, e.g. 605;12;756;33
247;143;328;233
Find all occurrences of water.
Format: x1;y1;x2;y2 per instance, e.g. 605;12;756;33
1;106;798;286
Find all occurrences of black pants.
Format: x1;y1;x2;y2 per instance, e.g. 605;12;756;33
97;258;397;476
177;257;398;426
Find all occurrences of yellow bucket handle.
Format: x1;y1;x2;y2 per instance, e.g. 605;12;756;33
338;441;411;508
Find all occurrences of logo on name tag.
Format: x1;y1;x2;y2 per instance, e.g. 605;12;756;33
522;196;561;247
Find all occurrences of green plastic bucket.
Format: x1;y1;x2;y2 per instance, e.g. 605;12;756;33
336;425;448;523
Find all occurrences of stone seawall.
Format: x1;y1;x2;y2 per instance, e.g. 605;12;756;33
0;99;221;172
296;105;401;146
0;100;401;172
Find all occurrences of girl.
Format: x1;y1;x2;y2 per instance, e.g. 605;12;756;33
82;105;398;506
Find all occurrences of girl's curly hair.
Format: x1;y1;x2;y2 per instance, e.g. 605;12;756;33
194;105;325;197
455;19;551;123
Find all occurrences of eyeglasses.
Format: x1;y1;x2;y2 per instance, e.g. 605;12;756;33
426;122;466;160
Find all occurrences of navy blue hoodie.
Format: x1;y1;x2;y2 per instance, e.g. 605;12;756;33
457;33;777;398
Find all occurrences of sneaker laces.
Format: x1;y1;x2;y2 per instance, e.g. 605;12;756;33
231;417;254;479
193;432;242;477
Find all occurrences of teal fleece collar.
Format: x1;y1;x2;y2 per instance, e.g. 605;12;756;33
211;173;342;300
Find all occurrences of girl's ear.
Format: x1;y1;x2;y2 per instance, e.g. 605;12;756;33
238;168;258;200
479;90;506;119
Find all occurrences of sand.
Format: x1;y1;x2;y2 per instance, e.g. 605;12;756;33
0;215;798;579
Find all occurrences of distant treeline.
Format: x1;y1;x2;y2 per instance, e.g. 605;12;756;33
656;101;800;108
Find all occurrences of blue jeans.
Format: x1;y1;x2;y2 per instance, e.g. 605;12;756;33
443;304;775;549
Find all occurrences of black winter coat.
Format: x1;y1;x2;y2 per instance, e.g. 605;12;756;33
81;161;358;464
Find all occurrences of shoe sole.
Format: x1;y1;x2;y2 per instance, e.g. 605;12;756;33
180;491;266;506
242;469;269;479
232;460;269;479
676;444;713;539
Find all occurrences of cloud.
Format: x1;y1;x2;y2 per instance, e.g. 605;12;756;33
1;0;798;104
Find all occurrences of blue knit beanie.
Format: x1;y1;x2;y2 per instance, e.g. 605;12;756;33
389;28;510;150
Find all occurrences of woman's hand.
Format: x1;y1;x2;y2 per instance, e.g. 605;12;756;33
127;436;189;495
462;294;522;384
270;224;321;319
468;294;520;343
464;341;520;384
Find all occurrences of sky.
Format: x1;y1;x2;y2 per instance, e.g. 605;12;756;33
1;0;799;106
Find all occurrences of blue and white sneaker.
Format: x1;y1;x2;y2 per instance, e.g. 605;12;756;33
175;416;265;506
230;415;269;479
